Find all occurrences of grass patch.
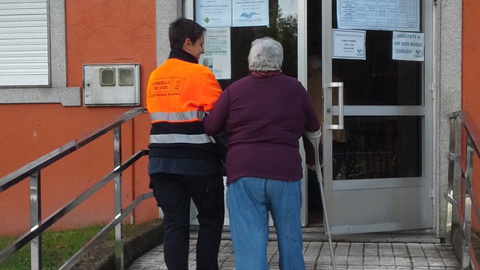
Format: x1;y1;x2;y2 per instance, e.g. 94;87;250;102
0;225;114;270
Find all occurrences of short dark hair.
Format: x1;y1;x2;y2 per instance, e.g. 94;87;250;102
169;18;206;50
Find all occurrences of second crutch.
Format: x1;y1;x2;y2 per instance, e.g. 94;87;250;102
305;129;336;270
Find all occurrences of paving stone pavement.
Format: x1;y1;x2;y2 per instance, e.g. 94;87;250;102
129;239;461;269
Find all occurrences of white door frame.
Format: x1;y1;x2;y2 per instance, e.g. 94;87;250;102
320;0;435;235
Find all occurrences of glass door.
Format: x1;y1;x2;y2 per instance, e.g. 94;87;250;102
188;0;308;225
318;0;434;234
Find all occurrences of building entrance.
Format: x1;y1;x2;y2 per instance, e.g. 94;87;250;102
187;0;435;233
311;0;434;234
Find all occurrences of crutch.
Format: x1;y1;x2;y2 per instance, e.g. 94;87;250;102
305;130;336;269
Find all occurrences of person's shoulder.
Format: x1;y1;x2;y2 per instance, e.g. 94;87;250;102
225;76;252;90
163;58;207;70
155;58;176;70
279;73;300;82
172;60;208;71
180;62;216;79
278;74;304;88
195;63;214;74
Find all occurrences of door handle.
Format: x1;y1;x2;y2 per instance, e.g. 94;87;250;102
326;82;344;130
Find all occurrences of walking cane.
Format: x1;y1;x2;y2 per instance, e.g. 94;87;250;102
305;130;336;269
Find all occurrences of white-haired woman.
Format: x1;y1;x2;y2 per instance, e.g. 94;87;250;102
203;37;320;269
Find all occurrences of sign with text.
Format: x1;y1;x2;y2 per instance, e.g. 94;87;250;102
232;0;269;27
337;0;420;32
332;30;366;60
392;31;424;61
196;0;269;28
196;0;232;27
199;28;232;79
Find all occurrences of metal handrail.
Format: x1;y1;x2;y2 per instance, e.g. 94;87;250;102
446;110;480;269
0;107;152;270
0;107;144;192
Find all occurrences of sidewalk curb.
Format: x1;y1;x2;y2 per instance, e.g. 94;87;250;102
73;220;163;270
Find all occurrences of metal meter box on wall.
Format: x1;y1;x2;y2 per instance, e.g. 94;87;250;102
83;64;140;106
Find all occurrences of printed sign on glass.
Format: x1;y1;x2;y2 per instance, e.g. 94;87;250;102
199;28;232;79
332;30;366;60
392;31;424;61
196;0;232;27
232;0;269;27
337;0;420;32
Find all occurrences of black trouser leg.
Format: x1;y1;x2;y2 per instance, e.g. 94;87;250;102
150;173;190;270
150;172;225;270
190;173;225;270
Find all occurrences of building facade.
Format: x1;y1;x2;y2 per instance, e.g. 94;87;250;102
0;0;470;240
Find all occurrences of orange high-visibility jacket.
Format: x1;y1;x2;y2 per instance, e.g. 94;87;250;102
146;57;222;160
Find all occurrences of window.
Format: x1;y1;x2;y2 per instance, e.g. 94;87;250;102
0;0;81;106
0;0;49;86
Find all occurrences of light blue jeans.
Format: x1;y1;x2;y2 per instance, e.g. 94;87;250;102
227;177;305;270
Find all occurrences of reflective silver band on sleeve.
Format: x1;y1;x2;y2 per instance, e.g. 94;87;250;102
150;133;212;144
150;110;206;122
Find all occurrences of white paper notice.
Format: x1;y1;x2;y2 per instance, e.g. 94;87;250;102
200;28;232;80
333;30;366;60
392;31;424;61
196;0;232;28
232;0;269;27
337;0;420;32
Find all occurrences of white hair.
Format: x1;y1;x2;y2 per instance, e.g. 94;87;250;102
248;37;283;71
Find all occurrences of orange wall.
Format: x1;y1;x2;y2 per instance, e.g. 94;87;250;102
0;1;158;236
463;0;480;113
463;0;480;228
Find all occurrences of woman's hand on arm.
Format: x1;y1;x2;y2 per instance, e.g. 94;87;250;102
203;89;229;135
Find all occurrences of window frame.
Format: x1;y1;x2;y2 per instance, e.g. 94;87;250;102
0;0;81;106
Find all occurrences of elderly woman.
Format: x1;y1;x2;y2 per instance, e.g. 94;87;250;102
203;37;320;269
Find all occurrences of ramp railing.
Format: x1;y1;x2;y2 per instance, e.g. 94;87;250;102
0;107;152;270
446;110;480;269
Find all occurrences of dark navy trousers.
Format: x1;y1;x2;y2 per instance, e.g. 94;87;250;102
150;172;225;270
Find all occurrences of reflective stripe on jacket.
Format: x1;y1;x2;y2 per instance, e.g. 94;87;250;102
146;56;222;160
